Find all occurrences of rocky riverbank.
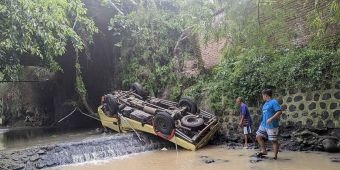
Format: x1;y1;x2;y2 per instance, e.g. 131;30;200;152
211;127;340;153
0;133;173;170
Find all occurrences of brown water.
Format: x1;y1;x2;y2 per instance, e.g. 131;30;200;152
56;146;340;170
0;127;102;151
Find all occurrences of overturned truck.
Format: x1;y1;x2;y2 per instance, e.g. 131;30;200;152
98;83;220;151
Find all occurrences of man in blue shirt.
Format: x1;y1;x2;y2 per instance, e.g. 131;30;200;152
236;97;252;148
256;89;282;159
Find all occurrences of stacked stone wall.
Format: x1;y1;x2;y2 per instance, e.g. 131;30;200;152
279;81;340;129
221;81;340;133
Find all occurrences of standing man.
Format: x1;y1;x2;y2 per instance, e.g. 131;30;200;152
256;89;282;159
236;97;252;148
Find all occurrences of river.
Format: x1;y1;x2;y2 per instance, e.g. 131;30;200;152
56;146;340;170
1;128;340;170
0;127;102;151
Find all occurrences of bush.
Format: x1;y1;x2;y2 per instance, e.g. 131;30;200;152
190;48;340;113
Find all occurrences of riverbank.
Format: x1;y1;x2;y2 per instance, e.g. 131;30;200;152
213;126;340;153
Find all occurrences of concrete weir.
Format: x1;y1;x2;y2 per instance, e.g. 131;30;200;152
0;133;173;170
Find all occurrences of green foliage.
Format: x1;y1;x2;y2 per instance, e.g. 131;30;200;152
0;0;97;80
104;0;340;113
198;48;340;112
179;0;340;112
106;0;217;96
308;0;340;49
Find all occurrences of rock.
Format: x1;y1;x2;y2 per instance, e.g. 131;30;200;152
46;160;57;167
309;102;316;110
322;93;331;100
335;92;340;99
287;97;293;102
335;81;340;89
204;159;215;164
21;157;29;163
296;137;303;144
26;151;35;156
313;94;320;101
289;89;298;95
289;105;296;112
11;164;25;170
334;110;340;119
280;133;291;138
35;162;46;169
292;112;299;118
330;103;337;110
306;93;313;101
29;154;41;162
322;138;339;153
320;102;326;109
12;157;20;161
326;120;335;128
310;112;318;118
95;128;104;133
294;96;303;102
37;150;46;155
321;111;329;120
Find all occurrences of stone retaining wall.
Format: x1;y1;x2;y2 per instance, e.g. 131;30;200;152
279;81;340;129
220;81;340;133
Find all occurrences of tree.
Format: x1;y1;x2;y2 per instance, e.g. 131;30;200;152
0;0;97;80
0;0;98;114
103;0;218;98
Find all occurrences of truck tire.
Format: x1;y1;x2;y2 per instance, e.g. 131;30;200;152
153;112;175;135
130;82;147;99
179;97;198;114
103;94;118;116
181;115;204;130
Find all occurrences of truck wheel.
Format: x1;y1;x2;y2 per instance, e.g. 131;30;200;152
179;97;198;114
103;94;118;116
153;112;175;135
130;82;147;99
181;115;204;130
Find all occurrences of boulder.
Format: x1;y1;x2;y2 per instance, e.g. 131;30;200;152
322;138;339;153
331;129;340;138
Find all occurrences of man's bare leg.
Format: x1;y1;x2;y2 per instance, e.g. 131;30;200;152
244;134;248;147
256;135;267;154
272;140;280;159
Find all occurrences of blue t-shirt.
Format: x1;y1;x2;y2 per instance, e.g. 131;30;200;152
240;103;252;126
261;99;281;129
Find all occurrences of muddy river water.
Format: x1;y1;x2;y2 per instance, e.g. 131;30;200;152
0;127;102;151
58;146;340;170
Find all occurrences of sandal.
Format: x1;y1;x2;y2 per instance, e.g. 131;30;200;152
255;152;267;157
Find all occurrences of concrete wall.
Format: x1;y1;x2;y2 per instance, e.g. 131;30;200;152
220;81;340;133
